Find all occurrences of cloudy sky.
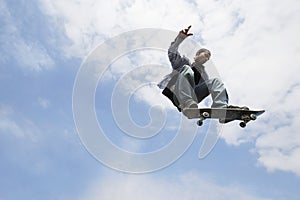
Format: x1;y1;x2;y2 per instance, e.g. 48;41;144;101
1;0;300;199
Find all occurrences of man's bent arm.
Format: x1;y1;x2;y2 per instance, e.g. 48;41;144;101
168;33;190;70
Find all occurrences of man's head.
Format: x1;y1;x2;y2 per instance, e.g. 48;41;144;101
194;48;211;64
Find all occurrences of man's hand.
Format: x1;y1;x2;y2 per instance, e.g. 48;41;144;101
180;25;193;37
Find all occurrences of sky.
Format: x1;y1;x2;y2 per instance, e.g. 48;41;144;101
1;0;300;199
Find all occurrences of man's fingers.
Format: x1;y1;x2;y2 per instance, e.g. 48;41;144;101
184;25;192;33
180;25;193;36
183;25;192;34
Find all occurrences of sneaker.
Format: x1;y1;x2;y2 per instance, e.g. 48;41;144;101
182;101;198;118
187;101;198;109
227;105;249;110
219;105;249;124
183;101;198;109
219;118;234;124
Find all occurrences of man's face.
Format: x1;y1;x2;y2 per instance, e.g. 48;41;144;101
194;51;211;64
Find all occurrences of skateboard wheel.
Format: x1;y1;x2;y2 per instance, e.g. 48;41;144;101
202;112;210;118
197;120;203;126
239;122;247;128
250;114;257;120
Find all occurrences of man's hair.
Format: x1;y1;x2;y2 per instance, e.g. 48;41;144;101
196;48;211;57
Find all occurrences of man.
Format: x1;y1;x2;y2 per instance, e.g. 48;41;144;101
158;25;246;118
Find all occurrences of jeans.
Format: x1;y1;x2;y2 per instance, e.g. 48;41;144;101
174;65;229;108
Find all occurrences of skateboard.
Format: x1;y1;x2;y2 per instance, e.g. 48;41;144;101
183;108;265;128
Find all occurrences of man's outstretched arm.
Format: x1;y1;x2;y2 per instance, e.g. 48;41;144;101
168;25;193;70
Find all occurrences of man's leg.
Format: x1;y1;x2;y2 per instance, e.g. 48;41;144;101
194;82;210;103
205;78;229;108
174;66;198;109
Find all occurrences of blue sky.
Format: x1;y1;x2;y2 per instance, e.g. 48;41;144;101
1;0;300;199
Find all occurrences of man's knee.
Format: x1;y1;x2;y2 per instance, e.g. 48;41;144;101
162;87;181;112
211;77;222;83
180;65;194;77
211;78;224;86
180;65;194;76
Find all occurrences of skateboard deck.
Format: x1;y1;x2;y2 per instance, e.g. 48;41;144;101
183;108;265;128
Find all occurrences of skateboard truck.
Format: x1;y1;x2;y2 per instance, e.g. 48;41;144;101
240;114;257;128
196;112;210;126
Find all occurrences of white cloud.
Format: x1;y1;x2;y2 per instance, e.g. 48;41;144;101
198;0;300;177
109;50;172;107
0;104;39;140
13;40;55;72
38;0;124;57
38;97;50;109
253;85;300;176
0;0;54;72
78;171;270;200
38;0;203;58
39;0;300;176
220;83;300;176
